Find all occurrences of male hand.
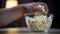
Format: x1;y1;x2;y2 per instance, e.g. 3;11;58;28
20;2;49;14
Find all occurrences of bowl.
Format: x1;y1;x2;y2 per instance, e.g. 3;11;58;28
25;14;54;32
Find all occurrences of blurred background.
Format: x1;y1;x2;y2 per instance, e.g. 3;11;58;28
0;0;60;29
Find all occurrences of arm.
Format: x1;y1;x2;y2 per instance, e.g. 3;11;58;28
0;2;48;27
0;6;26;27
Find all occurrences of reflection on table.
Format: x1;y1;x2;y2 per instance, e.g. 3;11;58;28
0;27;60;34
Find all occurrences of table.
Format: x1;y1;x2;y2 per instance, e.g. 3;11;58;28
0;27;60;34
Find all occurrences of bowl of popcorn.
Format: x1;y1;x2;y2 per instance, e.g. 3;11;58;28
25;4;54;32
25;13;54;32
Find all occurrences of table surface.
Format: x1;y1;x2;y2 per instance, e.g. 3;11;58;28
0;27;60;34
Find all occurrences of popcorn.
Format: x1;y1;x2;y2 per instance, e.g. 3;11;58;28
26;14;52;31
37;4;46;13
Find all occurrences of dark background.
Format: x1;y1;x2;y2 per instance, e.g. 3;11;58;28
0;0;60;28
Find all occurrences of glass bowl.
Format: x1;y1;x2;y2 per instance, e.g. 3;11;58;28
25;14;54;32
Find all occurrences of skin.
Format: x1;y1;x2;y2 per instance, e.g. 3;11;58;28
0;2;49;27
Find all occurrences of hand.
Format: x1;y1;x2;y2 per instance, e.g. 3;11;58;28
28;2;49;14
20;2;49;14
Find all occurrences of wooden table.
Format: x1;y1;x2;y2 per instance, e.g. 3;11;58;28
0;27;60;34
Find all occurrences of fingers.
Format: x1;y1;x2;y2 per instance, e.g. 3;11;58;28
19;2;49;14
32;2;49;14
